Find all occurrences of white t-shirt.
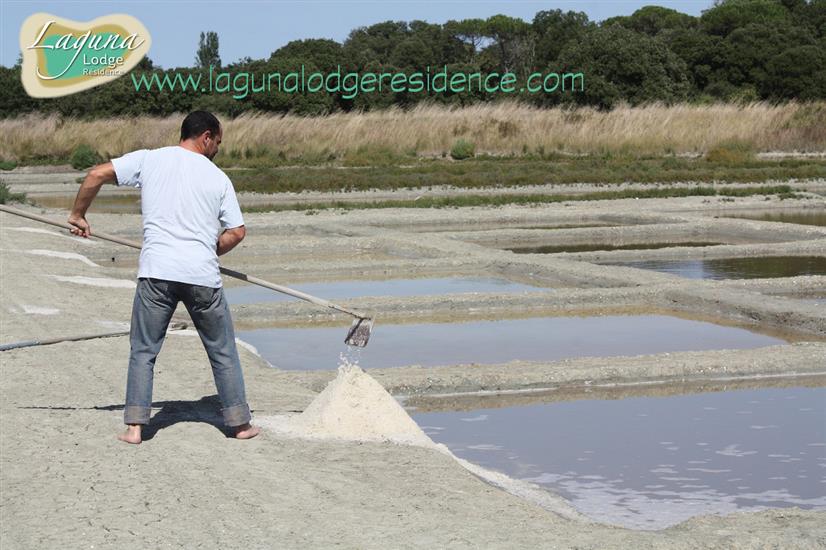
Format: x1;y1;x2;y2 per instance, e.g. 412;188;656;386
111;146;244;288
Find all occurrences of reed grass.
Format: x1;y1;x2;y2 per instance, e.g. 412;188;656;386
1;102;824;164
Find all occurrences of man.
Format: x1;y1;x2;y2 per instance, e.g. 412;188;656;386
68;110;260;444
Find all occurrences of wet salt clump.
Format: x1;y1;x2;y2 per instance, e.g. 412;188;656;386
259;361;433;447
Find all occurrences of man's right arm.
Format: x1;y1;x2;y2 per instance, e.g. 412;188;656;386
68;161;116;238
69;149;147;238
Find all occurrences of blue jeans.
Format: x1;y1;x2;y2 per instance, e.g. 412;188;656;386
123;278;251;427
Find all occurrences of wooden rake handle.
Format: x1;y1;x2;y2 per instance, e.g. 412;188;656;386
0;204;370;320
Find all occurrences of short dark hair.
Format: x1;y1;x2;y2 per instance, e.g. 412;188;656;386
180;110;221;141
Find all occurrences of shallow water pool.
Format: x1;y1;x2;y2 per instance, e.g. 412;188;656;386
411;384;826;530
238;314;785;371
725;210;826;227
507;242;724;254
602;256;826;280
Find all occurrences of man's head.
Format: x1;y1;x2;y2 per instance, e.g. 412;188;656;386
180;110;222;160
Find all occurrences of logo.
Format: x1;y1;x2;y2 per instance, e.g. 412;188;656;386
19;13;151;98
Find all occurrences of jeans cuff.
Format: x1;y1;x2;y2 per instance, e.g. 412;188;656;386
124;405;151;425
222;403;251;427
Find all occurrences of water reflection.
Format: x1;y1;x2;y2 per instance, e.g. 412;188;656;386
725;210;826;227
603;256;826;280
238;314;785;371
412;385;826;530
508;242;724;254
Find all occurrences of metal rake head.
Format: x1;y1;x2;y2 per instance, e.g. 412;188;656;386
345;317;374;348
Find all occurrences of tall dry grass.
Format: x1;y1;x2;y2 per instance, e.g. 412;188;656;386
1;102;824;162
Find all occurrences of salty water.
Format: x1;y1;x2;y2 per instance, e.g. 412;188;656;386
507;242;724;254
602;256;826;280
725;210;826;227
411;385;826;530
238;314;785;371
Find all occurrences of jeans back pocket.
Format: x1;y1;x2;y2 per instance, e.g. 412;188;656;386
190;285;217;310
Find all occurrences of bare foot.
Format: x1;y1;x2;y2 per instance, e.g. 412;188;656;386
234;423;260;440
117;424;142;444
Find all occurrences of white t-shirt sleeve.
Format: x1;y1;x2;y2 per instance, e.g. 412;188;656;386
110;149;148;187
219;178;245;229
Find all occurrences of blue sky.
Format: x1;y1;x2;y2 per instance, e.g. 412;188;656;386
1;0;710;68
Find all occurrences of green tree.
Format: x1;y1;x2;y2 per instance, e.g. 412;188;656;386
792;0;826;39
390;38;433;70
700;0;791;36
347;61;403;111
606;6;696;36
136;56;155;70
409;20;465;67
270;39;343;72
660;27;725;92
0;66;36;115
532;9;592;64
195;31;221;69
246;57;335;115
483;15;532;73
718;21;815;92
444;18;487;61
763;44;826;99
556;25;691;107
435;62;489;106
343;21;410;65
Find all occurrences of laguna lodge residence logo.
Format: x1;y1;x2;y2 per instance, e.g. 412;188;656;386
19;13;152;98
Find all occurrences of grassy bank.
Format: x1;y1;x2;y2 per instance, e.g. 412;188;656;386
242;185;801;213
228;156;826;194
1;103;825;165
0;182;26;204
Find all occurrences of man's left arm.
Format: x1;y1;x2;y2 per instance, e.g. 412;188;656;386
217;176;245;256
69;161;116;238
217;225;245;256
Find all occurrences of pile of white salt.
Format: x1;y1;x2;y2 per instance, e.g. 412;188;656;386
258;362;434;447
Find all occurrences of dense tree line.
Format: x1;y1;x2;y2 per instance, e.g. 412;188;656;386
1;0;825;116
